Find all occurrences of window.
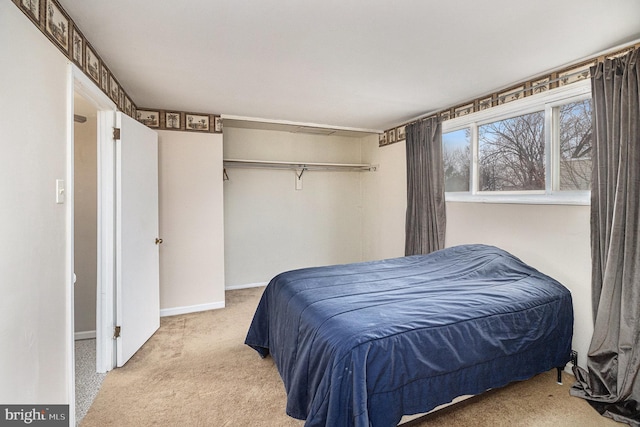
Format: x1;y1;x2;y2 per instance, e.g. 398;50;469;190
441;80;592;203
442;129;470;192
558;100;592;191
478;111;545;192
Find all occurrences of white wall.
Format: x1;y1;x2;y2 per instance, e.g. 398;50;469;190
0;2;71;403
361;138;406;260
361;140;593;368
74;112;98;335
223;127;368;287
158;130;225;313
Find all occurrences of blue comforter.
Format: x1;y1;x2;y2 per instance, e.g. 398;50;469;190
245;244;573;427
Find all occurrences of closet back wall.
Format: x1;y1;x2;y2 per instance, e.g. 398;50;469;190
223;127;366;288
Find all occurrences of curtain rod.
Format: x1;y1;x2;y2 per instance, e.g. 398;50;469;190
223;159;377;172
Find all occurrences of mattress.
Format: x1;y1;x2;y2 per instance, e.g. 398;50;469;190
245;244;574;427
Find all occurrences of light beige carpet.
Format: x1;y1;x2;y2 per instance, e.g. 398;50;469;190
81;287;620;426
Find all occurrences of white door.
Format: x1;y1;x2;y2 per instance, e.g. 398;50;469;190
115;112;160;366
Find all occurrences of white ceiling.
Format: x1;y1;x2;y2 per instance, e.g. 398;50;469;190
60;0;640;132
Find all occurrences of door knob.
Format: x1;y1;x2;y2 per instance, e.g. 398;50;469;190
155;238;163;245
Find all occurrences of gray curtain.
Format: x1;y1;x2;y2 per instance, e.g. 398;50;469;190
570;47;640;426
405;117;445;256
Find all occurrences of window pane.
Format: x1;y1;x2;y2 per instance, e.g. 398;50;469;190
442;129;470;192
478;111;545;191
559;100;592;190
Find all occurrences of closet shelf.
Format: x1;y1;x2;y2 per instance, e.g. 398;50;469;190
223;159;377;172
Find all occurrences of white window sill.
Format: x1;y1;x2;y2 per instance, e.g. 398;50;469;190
445;192;590;206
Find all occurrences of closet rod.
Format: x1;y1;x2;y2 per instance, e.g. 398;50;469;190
223;159;377;172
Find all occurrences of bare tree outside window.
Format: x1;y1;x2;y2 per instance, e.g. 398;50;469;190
559;100;592;190
478;111;545;191
442;129;471;192
440;94;591;197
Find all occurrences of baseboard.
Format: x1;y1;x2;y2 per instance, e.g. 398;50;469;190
225;282;268;291
75;330;96;341
160;300;225;317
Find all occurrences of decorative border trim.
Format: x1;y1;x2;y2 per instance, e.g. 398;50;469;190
43;0;69;55
84;42;100;84
380;41;640;147
11;0;223;131
11;0;138;121
137;108;223;133
18;0;41;26
71;24;84;67
137;109;160;128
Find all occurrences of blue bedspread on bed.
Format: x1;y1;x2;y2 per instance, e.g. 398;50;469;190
245;244;573;427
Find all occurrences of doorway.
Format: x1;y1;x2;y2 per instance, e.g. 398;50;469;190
73;91;98;342
68;65;160;425
73;91;106;422
69;66;118;427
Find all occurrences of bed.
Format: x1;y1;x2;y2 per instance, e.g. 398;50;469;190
245;244;574;427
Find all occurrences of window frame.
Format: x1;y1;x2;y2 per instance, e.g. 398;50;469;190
441;79;591;205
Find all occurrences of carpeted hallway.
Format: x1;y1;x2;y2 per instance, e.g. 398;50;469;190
81;287;620;426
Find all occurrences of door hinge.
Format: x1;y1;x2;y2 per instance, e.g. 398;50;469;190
113;127;121;140
113;326;121;339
